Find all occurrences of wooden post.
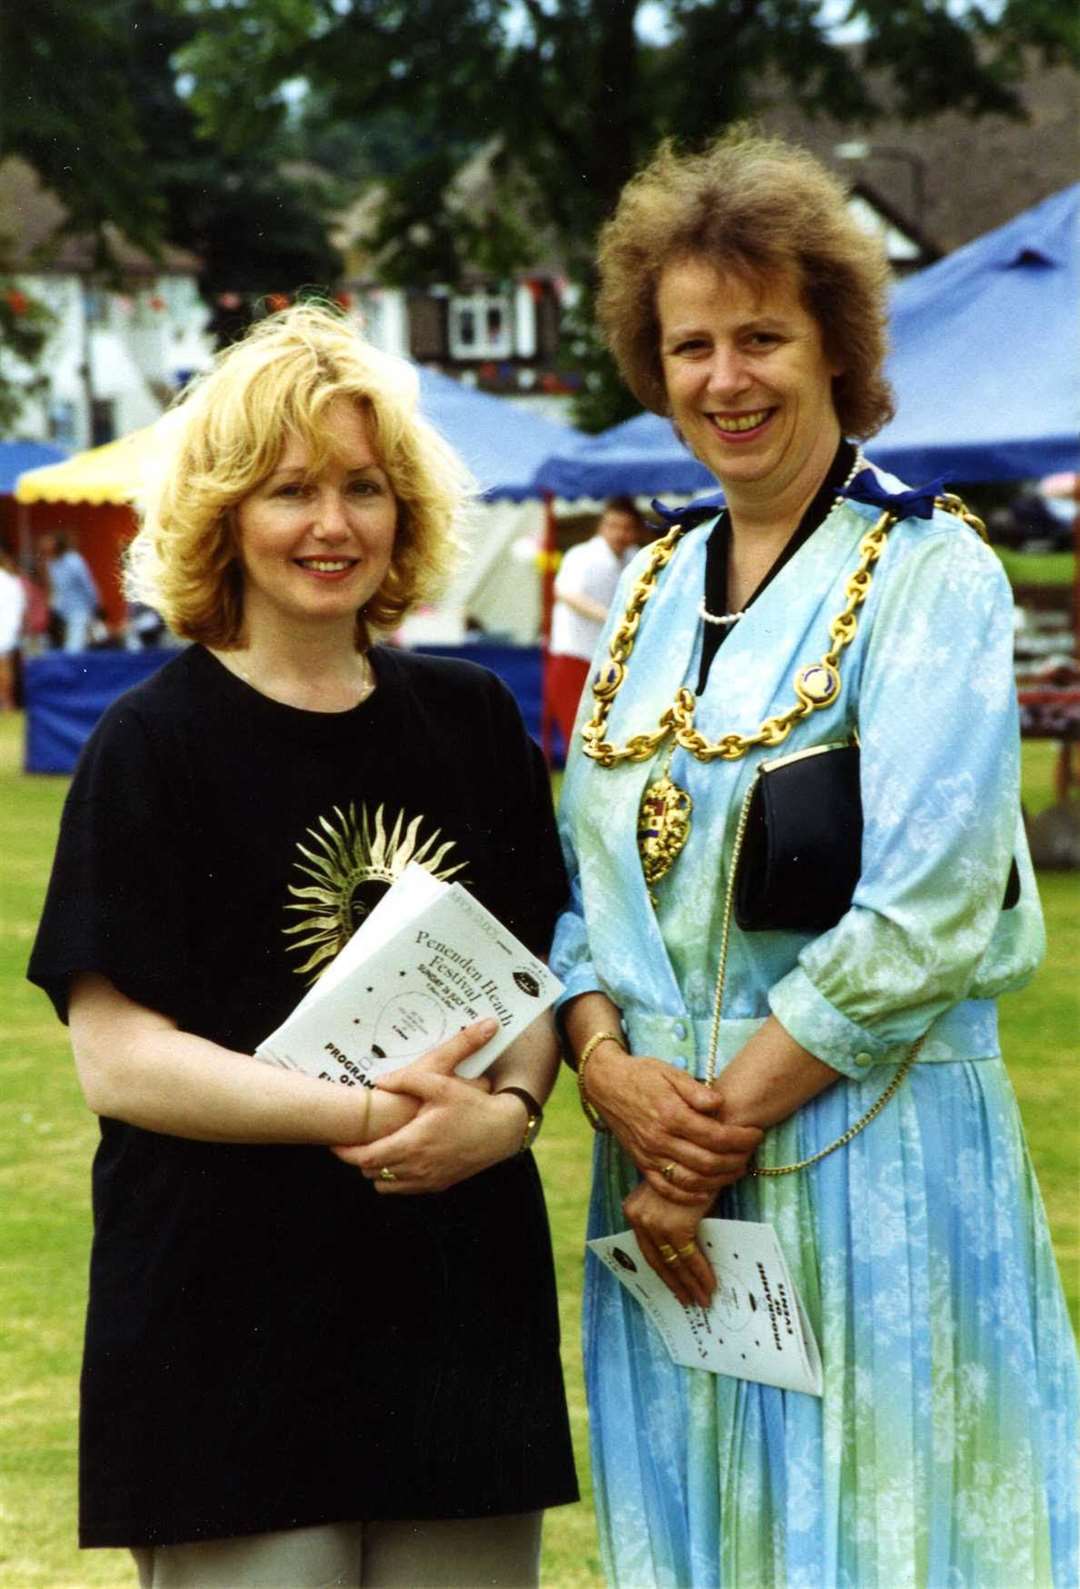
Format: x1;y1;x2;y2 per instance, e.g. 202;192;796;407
539;490;558;763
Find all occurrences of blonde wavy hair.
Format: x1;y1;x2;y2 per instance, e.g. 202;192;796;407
597;127;895;439
127;303;472;648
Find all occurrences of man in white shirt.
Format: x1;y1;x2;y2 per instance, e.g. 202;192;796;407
547;496;642;754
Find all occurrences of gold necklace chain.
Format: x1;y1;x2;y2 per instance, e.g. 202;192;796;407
584;484;983;1164
582;501;895;769
585;487;985;897
582;489;985;771
226;649;375;706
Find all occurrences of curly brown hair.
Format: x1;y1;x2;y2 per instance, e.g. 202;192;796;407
597;127;895;439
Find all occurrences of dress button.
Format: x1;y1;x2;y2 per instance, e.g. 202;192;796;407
673;1019;688;1042
854;1051;873;1067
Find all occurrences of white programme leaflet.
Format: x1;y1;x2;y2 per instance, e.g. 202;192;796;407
257;863;561;1087
588;1218;823;1395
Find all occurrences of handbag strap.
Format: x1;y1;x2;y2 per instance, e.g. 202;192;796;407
696;489;988;1168
748;1034;925;1177
703;762;921;1176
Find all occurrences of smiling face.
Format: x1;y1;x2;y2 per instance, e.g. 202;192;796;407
598;507;640;557
233;398;398;645
657;255;843;513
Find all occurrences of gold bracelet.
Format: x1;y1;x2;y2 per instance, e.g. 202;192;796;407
576;1031;623;1133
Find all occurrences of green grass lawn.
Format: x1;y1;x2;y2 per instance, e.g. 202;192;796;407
994;546;1076;588
1;716;1076;1588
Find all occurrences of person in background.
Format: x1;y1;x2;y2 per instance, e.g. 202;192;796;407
546;496;642;754
554;128;1077;1588
28;304;576;1588
41;531;101;651
124;599;168;650
17;554;50;657
0;547;27;710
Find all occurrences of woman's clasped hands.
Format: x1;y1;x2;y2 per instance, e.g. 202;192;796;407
332;1017;527;1195
583;1039;763;1302
584;1039;763;1200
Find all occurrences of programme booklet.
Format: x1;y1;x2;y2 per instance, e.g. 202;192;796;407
588;1218;823;1395
257;863;562;1086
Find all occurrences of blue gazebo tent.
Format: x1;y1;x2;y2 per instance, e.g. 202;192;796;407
415;367;580;499
867;182;1080;484
530;410;712;501
0;440;68;495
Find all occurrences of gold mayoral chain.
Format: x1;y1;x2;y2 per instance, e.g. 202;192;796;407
580;481;986;894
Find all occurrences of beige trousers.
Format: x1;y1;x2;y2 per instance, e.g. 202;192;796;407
131;1511;542;1588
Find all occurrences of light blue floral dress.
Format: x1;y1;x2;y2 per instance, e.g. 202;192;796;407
552;470;1079;1589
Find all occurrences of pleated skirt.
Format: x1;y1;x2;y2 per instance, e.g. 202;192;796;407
584;1054;1079;1588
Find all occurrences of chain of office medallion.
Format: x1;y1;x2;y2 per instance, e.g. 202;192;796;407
581;494;986;769
580;507;895;768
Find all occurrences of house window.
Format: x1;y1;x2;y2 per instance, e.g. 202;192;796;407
84;289;110;328
49;402;78;448
448;292;513;360
90;399;116;447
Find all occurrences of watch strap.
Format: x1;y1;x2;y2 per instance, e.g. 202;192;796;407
495;1086;543;1152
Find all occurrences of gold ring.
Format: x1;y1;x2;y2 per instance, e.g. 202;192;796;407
661;1162;677;1182
677;1240;698;1259
658;1242;677;1258
662;1250;681;1265
378;1167;397;1183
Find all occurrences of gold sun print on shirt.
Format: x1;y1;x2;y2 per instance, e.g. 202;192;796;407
283;801;468;982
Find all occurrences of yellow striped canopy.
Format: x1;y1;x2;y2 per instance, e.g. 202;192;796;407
15;426;161;505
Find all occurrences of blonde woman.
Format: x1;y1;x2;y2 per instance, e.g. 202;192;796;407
29;306;576;1588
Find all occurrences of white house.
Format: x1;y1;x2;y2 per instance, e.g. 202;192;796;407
0;159;215;447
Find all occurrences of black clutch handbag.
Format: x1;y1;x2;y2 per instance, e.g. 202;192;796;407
734;743;861;932
733;741;1020;933
733;740;1022;934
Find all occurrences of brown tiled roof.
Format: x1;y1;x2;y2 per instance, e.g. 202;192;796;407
761;60;1079;252
0;158;201;276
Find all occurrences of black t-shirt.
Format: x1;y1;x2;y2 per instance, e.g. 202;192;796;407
28;643;578;1548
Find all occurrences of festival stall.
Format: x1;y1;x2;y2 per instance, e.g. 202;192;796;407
0;438;70;573
866;182;1080;849
868;183;1080;484
15;428;160;629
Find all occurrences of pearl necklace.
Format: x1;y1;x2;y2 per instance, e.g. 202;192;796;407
697;601;745;628
697;451;866;630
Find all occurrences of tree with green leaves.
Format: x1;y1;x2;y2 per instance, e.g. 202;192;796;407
2;0;165;250
0;283;54;436
172;0;1078;426
0;0;153;429
0;1;341;361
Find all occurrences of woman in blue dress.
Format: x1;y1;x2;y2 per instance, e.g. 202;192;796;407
553;129;1078;1588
